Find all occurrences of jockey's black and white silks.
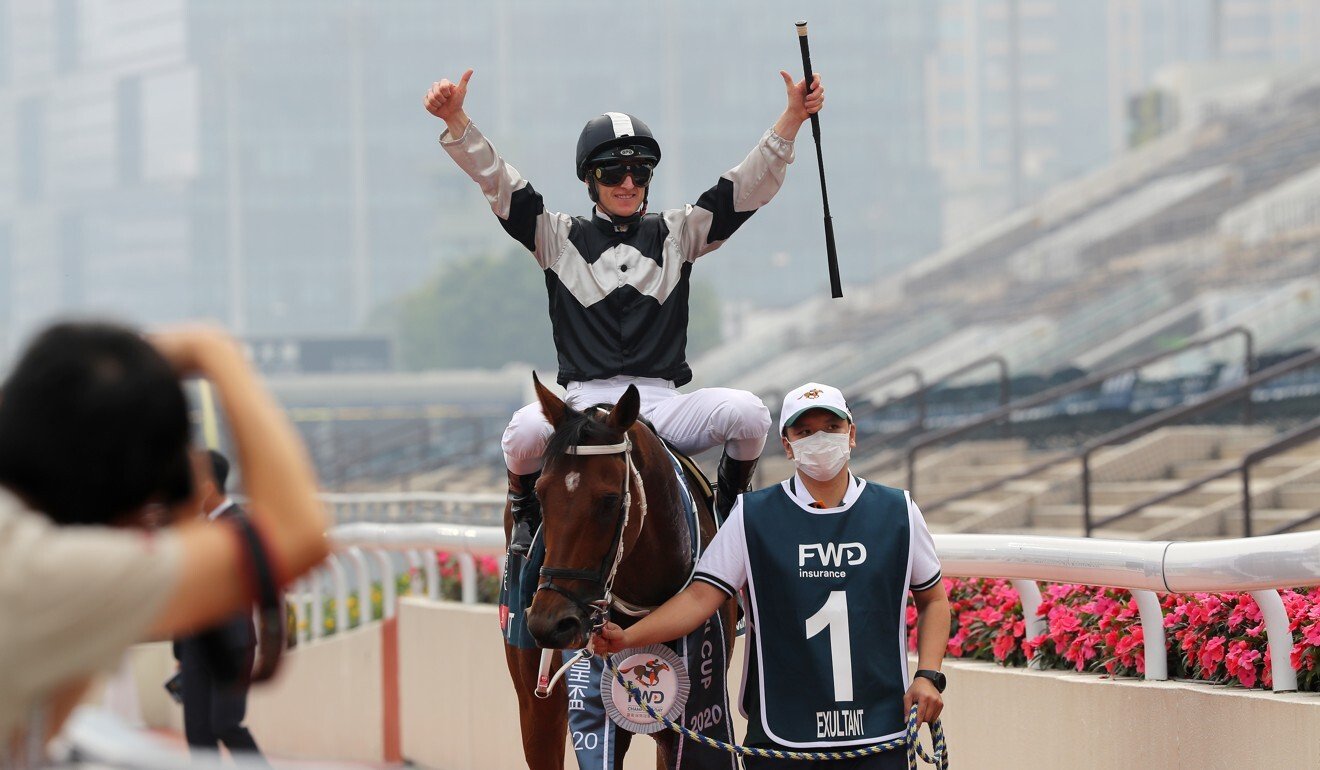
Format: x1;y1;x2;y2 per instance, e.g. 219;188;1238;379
440;122;794;387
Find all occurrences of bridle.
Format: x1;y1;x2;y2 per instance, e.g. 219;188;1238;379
530;421;705;699
534;432;650;636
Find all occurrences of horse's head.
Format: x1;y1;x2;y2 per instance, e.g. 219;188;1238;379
526;373;642;650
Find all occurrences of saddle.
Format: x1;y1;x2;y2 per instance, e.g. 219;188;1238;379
667;443;715;516
627;412;716;523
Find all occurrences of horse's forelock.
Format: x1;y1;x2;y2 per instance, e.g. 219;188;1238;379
543;404;627;462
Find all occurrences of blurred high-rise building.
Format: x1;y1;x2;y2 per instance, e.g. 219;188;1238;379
0;1;500;358
0;0;944;357
928;0;1320;243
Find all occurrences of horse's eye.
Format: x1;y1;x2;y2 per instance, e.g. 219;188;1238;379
597;494;621;514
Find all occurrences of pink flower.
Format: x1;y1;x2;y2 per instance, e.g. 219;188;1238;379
1115;627;1142;657
993;632;1015;661
1199;637;1226;673
1050;606;1081;633
1228;647;1261;689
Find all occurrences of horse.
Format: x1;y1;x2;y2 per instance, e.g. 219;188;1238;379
502;375;738;770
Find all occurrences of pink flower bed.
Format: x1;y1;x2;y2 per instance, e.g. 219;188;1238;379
907;578;1320;692
430;550;503;603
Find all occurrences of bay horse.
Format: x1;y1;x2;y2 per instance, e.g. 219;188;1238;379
502;375;738;769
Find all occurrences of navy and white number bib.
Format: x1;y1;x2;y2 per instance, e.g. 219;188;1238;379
741;481;912;749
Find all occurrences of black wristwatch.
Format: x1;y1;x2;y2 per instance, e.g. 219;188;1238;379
913;669;946;693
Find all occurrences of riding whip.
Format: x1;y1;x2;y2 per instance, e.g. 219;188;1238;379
795;21;843;299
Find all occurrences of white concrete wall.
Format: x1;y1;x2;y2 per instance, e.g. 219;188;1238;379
245;625;384;764
131;600;1320;769
397;601;1318;770
939;660;1320;769
395;599;751;770
397;599;524;770
131;626;385;765
126;641;184;732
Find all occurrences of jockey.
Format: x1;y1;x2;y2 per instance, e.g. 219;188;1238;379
425;68;825;556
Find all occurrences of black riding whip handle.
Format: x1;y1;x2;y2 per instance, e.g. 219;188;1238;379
795;21;843;298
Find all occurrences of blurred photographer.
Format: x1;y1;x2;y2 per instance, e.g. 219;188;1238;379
0;322;329;766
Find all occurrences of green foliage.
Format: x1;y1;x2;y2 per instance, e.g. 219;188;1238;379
379;249;555;371
686;279;723;357
375;248;723;370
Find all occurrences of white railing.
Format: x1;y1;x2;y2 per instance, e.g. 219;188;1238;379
938;532;1320;690
300;524;1320;692
320;491;505;525
287;523;505;643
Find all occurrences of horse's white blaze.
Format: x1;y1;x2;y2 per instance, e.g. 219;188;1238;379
565;471;580;493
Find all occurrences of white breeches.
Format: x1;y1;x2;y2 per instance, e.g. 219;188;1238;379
502;376;771;475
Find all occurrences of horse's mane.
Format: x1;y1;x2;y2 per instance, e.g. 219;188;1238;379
544;404;628;460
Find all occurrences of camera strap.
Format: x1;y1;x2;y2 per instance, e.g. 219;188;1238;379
231;514;285;683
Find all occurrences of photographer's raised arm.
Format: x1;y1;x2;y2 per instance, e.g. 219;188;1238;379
149;328;329;637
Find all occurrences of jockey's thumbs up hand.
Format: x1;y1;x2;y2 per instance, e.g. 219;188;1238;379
424;69;473;134
590;621;628;657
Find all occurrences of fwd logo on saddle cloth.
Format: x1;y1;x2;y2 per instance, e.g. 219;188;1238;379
798;542;867;578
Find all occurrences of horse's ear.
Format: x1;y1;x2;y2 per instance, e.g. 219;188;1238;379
605;384;640;433
533;372;567;428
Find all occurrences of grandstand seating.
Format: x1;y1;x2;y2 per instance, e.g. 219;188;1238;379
693;68;1320;408
685;67;1320;542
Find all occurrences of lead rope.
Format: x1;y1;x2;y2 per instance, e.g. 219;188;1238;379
603;655;948;768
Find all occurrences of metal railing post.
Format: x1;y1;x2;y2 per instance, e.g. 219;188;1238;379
372;550;397;620
916;385;928;434
1249;589;1297;692
345;547;372;630
309;570;324;643
906;447;917;497
1241;465;1254;538
1242;329;1255;426
457;552;478;604
1132;590;1168;681
426;550;441;601
1082;453;1093;537
405;550;425;596
291;579;309;646
1010;579;1045;670
327;555;350;637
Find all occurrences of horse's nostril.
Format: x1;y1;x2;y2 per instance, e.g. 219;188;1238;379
555;616;582;641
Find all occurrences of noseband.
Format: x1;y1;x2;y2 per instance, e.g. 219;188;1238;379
535;433;650;634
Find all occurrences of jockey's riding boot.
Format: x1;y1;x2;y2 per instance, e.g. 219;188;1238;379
506;469;542;558
715;454;758;525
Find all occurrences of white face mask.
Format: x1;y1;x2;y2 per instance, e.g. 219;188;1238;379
788;430;851;481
